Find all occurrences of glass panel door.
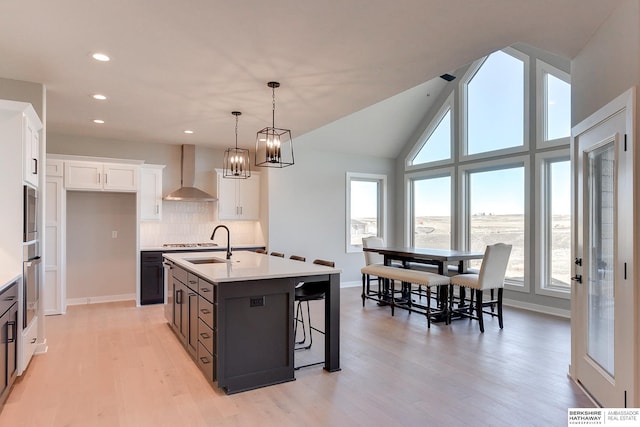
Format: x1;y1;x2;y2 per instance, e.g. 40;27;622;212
586;142;615;376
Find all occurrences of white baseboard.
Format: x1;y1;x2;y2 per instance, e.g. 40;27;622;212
503;298;570;318
67;293;136;306
340;280;360;288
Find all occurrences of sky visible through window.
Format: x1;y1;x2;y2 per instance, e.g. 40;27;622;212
412;110;451;165
350;180;378;218
546;73;571;140
467;51;524;155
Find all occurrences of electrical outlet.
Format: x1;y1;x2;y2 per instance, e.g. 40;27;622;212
112;231;118;238
249;296;265;307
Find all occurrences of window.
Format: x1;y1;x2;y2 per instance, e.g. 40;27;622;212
536;151;571;297
407;96;453;168
462;48;528;157
346;172;386;252
410;173;452;249
536;60;571;147
461;158;528;289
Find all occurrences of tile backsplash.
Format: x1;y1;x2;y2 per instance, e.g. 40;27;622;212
140;201;263;247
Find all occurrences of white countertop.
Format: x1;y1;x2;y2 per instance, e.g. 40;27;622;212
163;251;341;283
141;244;264;252
0;256;22;292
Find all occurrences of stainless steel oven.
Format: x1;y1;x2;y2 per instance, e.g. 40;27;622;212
23;242;40;328
23;185;38;242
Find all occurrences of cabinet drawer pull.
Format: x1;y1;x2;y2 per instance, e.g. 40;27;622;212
7;321;16;343
189;280;197;285
200;356;211;364
200;309;211;315
200;332;210;339
201;288;211;293
31;337;37;344
33;158;38;175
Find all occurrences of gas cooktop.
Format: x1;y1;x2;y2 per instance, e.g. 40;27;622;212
162;243;219;248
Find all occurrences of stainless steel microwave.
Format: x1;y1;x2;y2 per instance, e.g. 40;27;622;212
24;185;38;242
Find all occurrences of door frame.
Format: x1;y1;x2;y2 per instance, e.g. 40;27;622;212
570;86;637;406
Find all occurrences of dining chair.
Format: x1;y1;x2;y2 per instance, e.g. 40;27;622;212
270;251;285;258
294;259;334;359
448;243;512;332
361;236;392;306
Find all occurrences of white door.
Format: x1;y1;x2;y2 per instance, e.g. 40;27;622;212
572;88;635;407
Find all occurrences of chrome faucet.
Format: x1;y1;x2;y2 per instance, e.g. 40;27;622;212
211;225;232;259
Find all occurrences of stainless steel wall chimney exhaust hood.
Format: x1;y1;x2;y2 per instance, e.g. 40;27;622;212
164;145;217;202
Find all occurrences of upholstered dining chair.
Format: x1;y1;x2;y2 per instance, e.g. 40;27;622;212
449;243;512;332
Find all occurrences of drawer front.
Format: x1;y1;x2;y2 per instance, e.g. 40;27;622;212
197;342;215;381
173;265;188;285
0;281;18;316
198;295;215;329
198;279;215;303
141;251;163;263
198;318;215;355
187;273;199;291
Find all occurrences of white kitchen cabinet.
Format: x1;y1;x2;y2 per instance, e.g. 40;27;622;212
65;161;138;192
216;170;260;220
140;164;165;221
23;113;41;188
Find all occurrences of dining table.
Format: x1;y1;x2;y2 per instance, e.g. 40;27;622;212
362;246;484;319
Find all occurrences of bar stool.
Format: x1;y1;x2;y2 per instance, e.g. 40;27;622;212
294;259;334;369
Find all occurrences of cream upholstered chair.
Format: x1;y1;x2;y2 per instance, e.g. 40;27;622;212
449;243;512;332
361;236;391;306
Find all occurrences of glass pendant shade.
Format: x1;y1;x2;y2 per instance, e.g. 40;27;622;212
223;111;251;179
256;82;294;168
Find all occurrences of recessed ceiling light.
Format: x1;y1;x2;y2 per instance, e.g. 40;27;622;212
93;119;105;124
92;53;110;62
184;130;194;134
92;94;107;100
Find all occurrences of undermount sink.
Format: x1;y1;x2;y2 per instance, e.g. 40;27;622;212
185;257;229;265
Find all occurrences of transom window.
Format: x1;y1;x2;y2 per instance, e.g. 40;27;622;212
464;49;527;157
408;97;452;167
537;59;571;147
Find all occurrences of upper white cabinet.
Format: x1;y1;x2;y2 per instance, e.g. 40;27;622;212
140;164;165;221
217;170;260;220
65;161;138;192
23;113;41;188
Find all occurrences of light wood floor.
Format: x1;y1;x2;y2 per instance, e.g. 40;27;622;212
0;287;592;427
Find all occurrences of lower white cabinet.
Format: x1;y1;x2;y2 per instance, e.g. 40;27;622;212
65;161;138;192
140;164;165;221
20;315;38;374
217;170;260;220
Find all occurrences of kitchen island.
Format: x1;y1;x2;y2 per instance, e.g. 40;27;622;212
163;251;341;394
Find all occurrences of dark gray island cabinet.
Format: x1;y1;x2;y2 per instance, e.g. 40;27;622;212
163;251;341;394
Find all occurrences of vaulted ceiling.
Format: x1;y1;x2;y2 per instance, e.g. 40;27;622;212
0;0;622;157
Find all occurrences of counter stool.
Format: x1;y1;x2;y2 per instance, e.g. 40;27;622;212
294;259;334;369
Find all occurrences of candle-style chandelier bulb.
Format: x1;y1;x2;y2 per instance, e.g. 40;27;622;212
223;111;251;179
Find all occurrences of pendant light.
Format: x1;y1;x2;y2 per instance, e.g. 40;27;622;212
223;111;251;179
255;81;294;168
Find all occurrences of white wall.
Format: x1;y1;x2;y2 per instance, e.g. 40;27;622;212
66;192;137;302
267;127;396;284
572;0;640;126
